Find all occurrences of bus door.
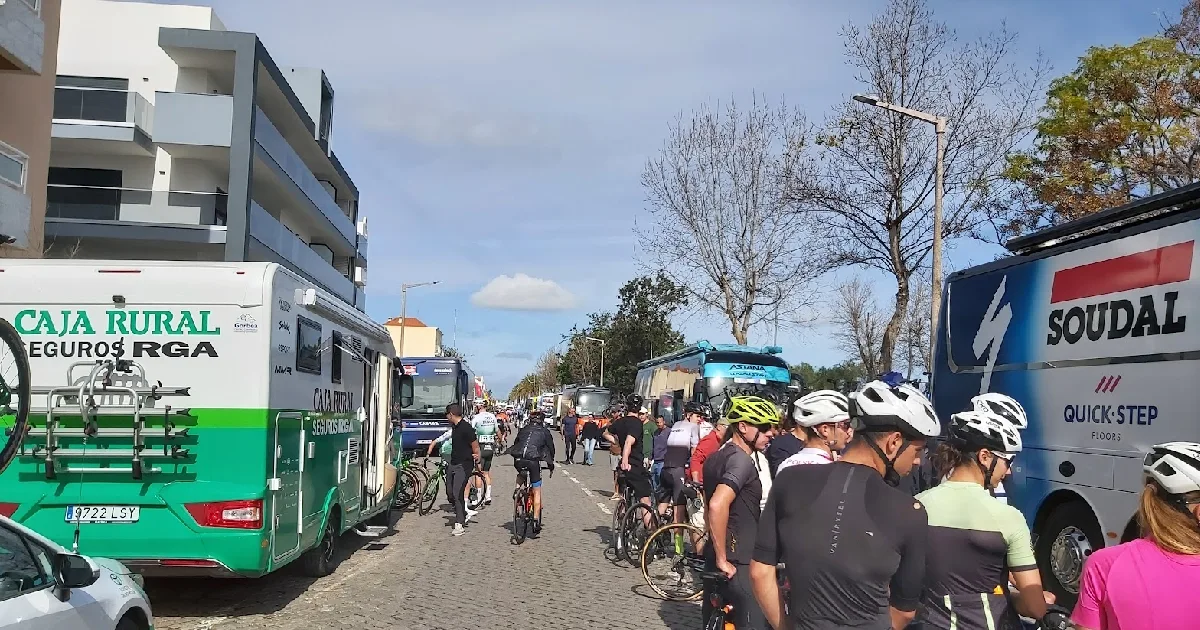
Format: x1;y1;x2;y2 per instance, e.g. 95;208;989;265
271;412;304;564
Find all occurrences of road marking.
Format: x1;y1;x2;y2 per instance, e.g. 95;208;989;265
597;502;613;515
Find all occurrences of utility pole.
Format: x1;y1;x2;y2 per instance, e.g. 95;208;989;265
399;280;439;359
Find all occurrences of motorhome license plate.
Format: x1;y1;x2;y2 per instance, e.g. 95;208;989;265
65;505;140;523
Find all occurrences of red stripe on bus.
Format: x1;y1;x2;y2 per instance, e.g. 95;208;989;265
1050;241;1194;303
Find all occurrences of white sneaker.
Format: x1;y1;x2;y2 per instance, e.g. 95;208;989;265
452;523;465;536
466;509;479;522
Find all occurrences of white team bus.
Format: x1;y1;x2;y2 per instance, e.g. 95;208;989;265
931;182;1200;606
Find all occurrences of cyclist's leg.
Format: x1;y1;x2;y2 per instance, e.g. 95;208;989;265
728;564;767;629
480;452;494;502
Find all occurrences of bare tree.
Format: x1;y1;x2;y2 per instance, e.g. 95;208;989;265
797;0;1048;371
830;277;885;377
533;349;560;392
640;96;830;345
896;279;932;380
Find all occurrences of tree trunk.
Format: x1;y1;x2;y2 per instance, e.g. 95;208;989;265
880;276;910;374
731;323;748;345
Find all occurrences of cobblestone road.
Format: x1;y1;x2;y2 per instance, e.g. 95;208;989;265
148;434;702;629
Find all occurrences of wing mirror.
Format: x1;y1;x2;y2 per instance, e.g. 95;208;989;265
54;553;98;600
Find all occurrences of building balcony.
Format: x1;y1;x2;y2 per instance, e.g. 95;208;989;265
0;0;44;74
253;108;355;250
51;86;155;155
248;200;356;305
43;184;227;246
153;91;233;160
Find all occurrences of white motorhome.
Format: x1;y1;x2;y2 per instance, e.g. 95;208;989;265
0;260;398;578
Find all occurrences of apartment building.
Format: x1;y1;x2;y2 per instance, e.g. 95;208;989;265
0;0;60;258
384;317;444;358
46;0;368;308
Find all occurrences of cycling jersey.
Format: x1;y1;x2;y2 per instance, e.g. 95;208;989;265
701;443;762;565
432;429;453;459
754;462;928;629
765;432;803;476
1073;537;1200;630
664;420;700;468
915;480;1036;630
471;412;498;454
776;447;835;473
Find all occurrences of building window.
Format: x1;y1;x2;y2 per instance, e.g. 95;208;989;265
296;316;322;375
54;76;130;123
0;141;27;192
331;330;343;384
46;167;122;221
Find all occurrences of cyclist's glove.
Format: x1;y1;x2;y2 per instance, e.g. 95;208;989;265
1038;609;1072;630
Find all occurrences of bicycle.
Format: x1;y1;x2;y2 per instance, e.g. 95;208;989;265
393;450;429;511
703;571;735;630
511;462;551;544
641;483;709;600
418;457;448;515
609;471;638;561
0;318;31;476
466;464;488;511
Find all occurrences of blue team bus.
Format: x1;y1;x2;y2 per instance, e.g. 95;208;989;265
930;183;1200;607
633;341;791;424
396;356;476;452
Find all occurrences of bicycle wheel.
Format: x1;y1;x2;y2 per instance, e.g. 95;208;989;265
641;523;708;601
0;318;31;477
394;468;422;511
466;471;488;511
622;503;660;566
418;474;440;515
610;499;627;555
512;489;529;544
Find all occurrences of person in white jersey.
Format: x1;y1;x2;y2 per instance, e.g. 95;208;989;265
776;390;853;473
470;402;499;506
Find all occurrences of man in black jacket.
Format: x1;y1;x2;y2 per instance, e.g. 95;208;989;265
508;411;556;536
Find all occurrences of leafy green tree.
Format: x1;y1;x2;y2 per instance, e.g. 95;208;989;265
1002;36;1200;236
790;361;867;393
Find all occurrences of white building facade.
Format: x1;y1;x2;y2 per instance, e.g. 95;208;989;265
47;0;368;308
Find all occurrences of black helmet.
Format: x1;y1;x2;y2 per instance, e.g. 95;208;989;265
625;393;645;411
684;401;711;419
607;403;627;417
529;411;545;423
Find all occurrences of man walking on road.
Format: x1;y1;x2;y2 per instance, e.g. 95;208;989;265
445;403;480;537
561;406;579;464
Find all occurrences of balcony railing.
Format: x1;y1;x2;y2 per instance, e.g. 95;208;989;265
53;86;153;134
46;185;226;226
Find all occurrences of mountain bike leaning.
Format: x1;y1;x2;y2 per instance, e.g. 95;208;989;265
0;318;31;476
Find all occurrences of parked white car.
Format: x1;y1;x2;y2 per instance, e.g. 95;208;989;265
0;515;153;629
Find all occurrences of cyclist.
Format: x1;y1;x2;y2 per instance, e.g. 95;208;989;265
497;408;511;450
750;380;938;630
425;404;480;536
604;395;653;511
969;392;1028;505
916;410;1068;630
602;404;628;500
507;410;556;537
764;394;806;477
701;395;779;630
775;390;851;473
1070;441;1200;630
470;402;499;506
660;402;704;524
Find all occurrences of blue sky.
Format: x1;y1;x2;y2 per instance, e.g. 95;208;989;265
153;0;1181;395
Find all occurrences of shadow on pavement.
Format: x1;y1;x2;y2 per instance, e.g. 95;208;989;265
145;528;380;620
658;599;704;630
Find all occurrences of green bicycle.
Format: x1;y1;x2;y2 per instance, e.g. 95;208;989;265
0;318;31;476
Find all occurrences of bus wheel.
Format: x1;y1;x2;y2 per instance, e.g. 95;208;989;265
1035;500;1101;610
302;514;340;577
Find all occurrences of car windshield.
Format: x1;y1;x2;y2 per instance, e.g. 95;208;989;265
405;374;458;411
705;377;788;412
575;391;612;416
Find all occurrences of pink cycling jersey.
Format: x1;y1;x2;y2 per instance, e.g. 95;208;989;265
1072;537;1200;630
775;447;835;473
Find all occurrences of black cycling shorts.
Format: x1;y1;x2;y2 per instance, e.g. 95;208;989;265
661;466;687;505
623;466;652;499
479;451;494;472
513;458;542;487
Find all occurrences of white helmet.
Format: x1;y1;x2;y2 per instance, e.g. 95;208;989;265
792;390;850;428
971;393;1028;430
1144;442;1200;496
947;410;1022;454
850;381;940;438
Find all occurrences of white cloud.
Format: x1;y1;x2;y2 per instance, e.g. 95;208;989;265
471;274;578;311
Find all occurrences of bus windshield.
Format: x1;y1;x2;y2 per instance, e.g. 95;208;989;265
575;390;612;416
405;374;457;411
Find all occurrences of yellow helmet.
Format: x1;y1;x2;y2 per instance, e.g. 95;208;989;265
724;395;780;426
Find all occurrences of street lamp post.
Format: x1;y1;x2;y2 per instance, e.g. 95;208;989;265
398;280;439;360
852;94;948;360
584;336;606;387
